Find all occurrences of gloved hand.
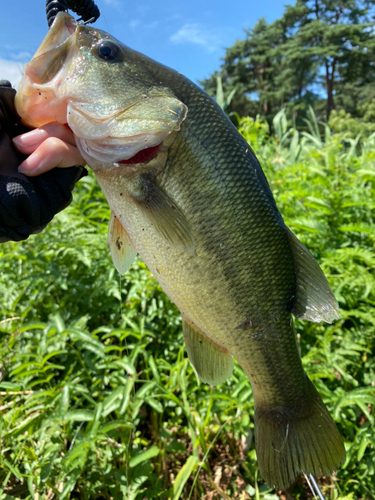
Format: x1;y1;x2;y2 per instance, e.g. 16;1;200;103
0;80;87;242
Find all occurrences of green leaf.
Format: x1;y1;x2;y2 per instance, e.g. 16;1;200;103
102;386;123;417
40;451;59;482
357;436;372;462
59;385;70;418
99;420;134;433
147;397;163;413
2;461;23;482
64;410;94;422
4;413;41;437
62;441;90;469
172;456;198;500
18;323;46;333
0;382;22;391
119;377;135;415
135;381;156;399
129;446;160;468
148;355;160;384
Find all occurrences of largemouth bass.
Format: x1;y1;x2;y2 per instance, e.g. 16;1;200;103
15;13;345;490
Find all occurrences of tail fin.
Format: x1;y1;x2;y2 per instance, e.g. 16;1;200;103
254;378;345;491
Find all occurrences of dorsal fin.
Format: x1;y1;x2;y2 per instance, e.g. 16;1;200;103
286;228;339;323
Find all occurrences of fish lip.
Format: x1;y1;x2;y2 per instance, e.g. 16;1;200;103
22;13;78;86
75;133;168;167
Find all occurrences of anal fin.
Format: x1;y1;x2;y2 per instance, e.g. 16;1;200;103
108;211;137;275
183;320;233;385
286;228;339;323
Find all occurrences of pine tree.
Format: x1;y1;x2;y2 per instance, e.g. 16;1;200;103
285;0;375;118
201;0;375;121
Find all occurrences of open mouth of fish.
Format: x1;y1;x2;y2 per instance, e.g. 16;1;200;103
15;12;187;169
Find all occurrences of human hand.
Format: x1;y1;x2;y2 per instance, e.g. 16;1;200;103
13;122;85;176
0;80;87;243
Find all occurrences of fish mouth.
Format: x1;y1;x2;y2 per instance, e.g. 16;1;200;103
74;131;168;169
69;96;187;169
117;143;161;165
16;11;188;169
15;13;79;126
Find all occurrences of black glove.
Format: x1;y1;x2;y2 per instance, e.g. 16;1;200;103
0;80;87;242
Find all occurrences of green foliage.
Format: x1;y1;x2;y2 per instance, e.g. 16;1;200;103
215;76;236;113
328;110;375;139
0;114;374;498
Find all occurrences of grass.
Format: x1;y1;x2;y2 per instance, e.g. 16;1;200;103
0;110;374;499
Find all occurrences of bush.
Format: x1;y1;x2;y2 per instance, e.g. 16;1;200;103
0;113;374;499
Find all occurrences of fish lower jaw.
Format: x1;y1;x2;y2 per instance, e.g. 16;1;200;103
117;144;161;165
77;133;173;171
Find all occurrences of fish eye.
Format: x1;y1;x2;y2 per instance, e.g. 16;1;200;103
95;41;120;62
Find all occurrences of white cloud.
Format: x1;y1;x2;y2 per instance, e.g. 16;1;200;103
0;59;25;89
128;19;140;30
11;51;32;61
170;23;221;53
128;19;158;31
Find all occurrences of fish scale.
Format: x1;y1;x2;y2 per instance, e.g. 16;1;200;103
15;12;345;490
98;85;306;400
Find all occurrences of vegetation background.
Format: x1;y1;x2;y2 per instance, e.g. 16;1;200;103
0;0;375;499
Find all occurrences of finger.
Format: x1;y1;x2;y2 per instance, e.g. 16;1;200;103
17;137;85;176
13;122;76;155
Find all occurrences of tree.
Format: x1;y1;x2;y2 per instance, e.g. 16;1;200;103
201;0;375;122
284;0;375;117
202;18;293;120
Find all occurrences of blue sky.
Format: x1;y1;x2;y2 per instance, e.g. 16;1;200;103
0;0;287;88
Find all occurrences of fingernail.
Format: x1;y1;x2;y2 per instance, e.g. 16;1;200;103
18;152;42;174
13;129;43;149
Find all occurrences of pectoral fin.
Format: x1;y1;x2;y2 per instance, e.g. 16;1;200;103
183;320;233;385
108;211;137;274
287;228;339;323
131;174;195;254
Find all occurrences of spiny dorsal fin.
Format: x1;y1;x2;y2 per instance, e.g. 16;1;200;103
286;227;339;323
183;320;233;385
131;175;195;254
108;211;137;275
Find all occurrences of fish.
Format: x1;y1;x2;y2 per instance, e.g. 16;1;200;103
15;12;345;490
